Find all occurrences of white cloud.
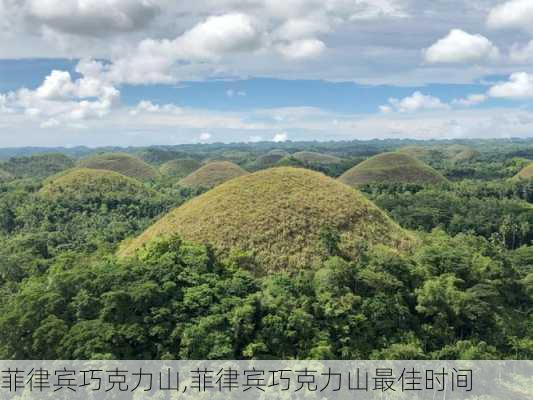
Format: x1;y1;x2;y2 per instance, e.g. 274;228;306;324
199;132;212;142
452;94;488;107
276;38;326;60
488;72;533;99
487;0;533;32
273;132;288;142
226;89;247;98
509;40;533;63
27;0;160;36
423;29;499;64
382;91;449;113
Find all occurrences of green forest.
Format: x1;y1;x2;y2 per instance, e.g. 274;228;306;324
0;139;531;360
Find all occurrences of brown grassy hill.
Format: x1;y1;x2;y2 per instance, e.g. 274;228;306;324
178;161;248;189
397;146;433;159
78;153;159;181
160;159;201;179
513;163;533;181
119;167;412;272
339;152;448;187
40;168;153;199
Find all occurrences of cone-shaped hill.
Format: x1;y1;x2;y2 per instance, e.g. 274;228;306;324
78;153;159;181
291;151;342;165
119;167;412;272
513;163;533;181
251;150;289;170
40;168;154;199
445;145;480;163
160;159;201;179
339;152;447;187
178;161;248;189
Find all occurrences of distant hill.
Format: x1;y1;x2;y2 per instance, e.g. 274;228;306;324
249;150;289;170
119;167;412;271
444;145;480;163
178;161;248;189
513;163;533;181
0;153;75;179
160;159;202;179
339;152;448;186
79;153;160;181
291;151;342;165
397;146;434;159
40;168;153;200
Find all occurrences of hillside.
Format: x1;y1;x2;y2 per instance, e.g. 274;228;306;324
178;161;248;189
120;167;412;271
446;145;480;163
513;163;533;181
339;152;448;186
398;146;434;159
291;151;342;165
250;150;289;170
0;169;12;181
40;168;153;199
0;153;74;179
160;159;201;178
78;153;160;181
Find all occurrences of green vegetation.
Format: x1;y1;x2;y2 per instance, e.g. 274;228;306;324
121;168;412;271
0;153;74;179
0;168;12;181
0;139;531;361
339;152;448;186
178;161;248;189
79;153;160;181
513;163;533;181
160;159;202;179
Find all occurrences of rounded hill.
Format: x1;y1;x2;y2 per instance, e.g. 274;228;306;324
178;161;248;189
291;151;342;165
250;150;289;170
160;159;201;178
339;152;447;187
78;153;159;181
119;167;412;271
40;168;153;199
513;163;533;181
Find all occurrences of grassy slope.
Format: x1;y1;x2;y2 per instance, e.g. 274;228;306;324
178;161;248;189
78;153;160;181
339;152;448;186
160;159;201;178
40;168;153;199
0;168;12;181
292;151;342;164
120;167;412;272
513;163;533;181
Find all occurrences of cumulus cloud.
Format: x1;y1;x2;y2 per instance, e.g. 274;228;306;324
487;0;533;32
273;132;288;142
509;40;533;63
489;72;533;99
452;94;488;107
381;91;449;113
27;0;160;36
423;29;499;64
276;38;326;60
199;132;212;142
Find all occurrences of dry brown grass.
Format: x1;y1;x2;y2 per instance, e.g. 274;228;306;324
119;167;412;272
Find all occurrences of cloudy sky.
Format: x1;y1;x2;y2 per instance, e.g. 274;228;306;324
1;0;533;147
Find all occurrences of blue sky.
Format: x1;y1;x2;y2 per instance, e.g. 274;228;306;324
1;1;533;147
